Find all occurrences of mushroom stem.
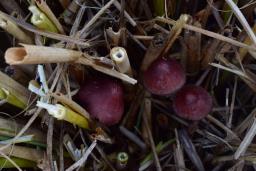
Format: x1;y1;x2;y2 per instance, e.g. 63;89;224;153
110;47;132;76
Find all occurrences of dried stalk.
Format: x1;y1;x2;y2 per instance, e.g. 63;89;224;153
234;118;256;159
141;15;188;71
77;0;117;38
49;92;90;119
142;99;162;171
225;0;256;45
156;17;256;52
0;10;89;46
0;13;32;44
5;44;81;64
0;71;30;107
0;144;44;162
113;1;137;27
110;47;132;76
66;140;97;171
174;129;186;171
33;0;65;34
0;117;45;143
78;57;137;84
5;44;137;84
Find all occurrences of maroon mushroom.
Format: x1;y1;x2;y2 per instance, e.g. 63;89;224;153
77;76;124;125
173;85;212;120
143;58;186;95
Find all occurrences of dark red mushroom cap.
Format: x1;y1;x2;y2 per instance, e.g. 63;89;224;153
77;76;124;125
173;85;212;120
143;58;186;95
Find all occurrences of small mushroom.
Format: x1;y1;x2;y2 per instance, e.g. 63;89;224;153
77;76;124;125
143;58;186;95
173;85;212;120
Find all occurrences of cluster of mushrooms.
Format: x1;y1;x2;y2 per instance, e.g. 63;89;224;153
77;57;213;126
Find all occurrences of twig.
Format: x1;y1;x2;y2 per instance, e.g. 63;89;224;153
66;140;97;171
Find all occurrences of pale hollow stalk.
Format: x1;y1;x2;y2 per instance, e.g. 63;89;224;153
0;16;32;44
33;0;65;34
5;44;137;84
37;102;89;129
49;92;90;119
0;71;30;107
5;44;82;65
0;144;44;162
110;47;132;76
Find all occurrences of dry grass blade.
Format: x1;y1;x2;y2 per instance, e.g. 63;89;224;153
0;144;44;162
0;10;89;46
77;0;117;38
0;151;22;171
142;98;162;171
156;17;256;51
174;129;186;171
78;57;137;84
209;63;254;83
178;129;205;171
224;0;256;45
0;108;42;151
66;140;97;171
141;14;188;71
0;71;30;106
234;118;256;159
206;115;240;141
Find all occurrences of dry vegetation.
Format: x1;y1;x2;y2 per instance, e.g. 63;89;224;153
0;0;256;170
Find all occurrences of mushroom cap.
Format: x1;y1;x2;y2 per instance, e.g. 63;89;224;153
77;76;124;125
143;58;185;95
173;85;212;120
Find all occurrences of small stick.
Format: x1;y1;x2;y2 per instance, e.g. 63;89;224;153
110;47;132;76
